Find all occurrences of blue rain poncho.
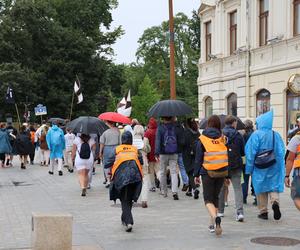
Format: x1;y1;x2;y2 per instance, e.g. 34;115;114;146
46;125;66;159
245;110;285;195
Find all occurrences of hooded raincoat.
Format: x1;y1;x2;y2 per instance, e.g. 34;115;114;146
46;125;65;159
0;128;12;154
245;110;285;195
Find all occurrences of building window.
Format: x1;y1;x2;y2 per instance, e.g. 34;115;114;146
205;21;212;61
230;11;237;55
256;89;270;116
294;0;300;36
227;93;237;116
287;90;300;137
259;0;269;46
205;96;213;117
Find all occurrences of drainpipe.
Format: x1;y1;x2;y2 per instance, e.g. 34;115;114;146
245;0;250;119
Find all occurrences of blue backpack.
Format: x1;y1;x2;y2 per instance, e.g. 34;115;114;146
163;125;178;154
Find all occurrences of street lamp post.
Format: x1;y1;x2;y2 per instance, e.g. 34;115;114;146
169;0;176;100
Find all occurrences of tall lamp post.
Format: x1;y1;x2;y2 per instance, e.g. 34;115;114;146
169;0;176;100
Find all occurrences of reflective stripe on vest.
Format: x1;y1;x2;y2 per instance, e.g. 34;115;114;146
199;135;228;170
293;144;300;169
111;144;143;178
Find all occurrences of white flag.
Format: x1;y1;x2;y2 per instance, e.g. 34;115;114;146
74;80;83;104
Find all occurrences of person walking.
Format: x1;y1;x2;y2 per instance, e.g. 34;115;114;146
144;118;160;192
46;123;66;176
5;122;17;167
218;116;245;222
64;128;75;173
194;115;228;236
245;110;285;221
155;116;181;200
133;125;151;208
0;123;12;168
72;134;96;196
109;131;143;232
39;126;50;168
15;125;34;169
285;132;300;211
182;118;200;199
29;125;36;165
99;121;121;187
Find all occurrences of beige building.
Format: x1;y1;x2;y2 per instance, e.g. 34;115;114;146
197;0;300;139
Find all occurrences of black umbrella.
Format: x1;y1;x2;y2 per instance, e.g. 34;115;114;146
48;117;66;125
148;100;193;117
199;114;245;130
67;116;108;135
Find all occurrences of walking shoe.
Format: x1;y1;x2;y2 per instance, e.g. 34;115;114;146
103;179;107;185
87;184;91;189
81;188;87;197
208;225;215;233
243;199;247;204
126;224;133;232
173;193;179;200
258;212;268;220
185;191;192;197
63;165;69;168
272;202;281;220
58;171;63;176
149;187;156;192
194;189;200;200
48;171;54;175
68;168;74;173
215;216;222;236
236;213;244;222
21;163;26;169
159;191;168;198
40;162;44;166
253;198;257;206
30;161;34;165
181;184;189;192
217;212;224;218
141;201;148;208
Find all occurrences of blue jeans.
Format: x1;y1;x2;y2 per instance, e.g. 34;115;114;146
177;153;189;185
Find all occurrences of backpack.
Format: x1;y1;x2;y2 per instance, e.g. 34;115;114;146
51;129;62;146
79;141;91;159
226;136;241;170
163;125;178;154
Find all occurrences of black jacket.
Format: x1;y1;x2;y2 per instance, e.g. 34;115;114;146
182;128;200;173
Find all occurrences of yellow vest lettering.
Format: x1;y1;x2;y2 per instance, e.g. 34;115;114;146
199;135;228;170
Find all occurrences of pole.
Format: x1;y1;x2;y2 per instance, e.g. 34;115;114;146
168;0;176;100
14;103;21;128
69;91;75;121
40;115;43;125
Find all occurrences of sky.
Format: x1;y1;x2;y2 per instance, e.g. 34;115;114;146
111;0;200;64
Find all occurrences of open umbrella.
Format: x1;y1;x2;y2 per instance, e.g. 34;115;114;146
67;116;108;135
98;112;131;124
147;99;193;117
48;117;66;125
199;114;245;130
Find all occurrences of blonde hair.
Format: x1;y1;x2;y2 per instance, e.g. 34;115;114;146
133;125;144;137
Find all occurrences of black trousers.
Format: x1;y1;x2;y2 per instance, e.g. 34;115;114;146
187;170;196;192
120;183;138;226
202;174;224;208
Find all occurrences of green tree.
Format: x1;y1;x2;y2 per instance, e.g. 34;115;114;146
131;75;161;125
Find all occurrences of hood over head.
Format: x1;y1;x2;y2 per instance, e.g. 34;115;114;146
122;131;133;145
203;127;222;139
255;110;273;130
147;117;157;129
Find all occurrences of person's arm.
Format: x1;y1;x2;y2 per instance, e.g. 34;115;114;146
71;144;77;162
155;127;161;160
99;133;105;159
245;133;258;175
193;141;204;184
239;134;245;157
285;151;296;187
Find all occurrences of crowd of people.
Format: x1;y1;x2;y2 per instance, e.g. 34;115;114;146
0;110;299;235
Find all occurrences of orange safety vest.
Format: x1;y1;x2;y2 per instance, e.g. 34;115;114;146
199;135;228;170
293;144;300;169
111;144;143;178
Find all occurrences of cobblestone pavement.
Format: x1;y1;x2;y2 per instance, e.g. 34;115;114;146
0;157;299;250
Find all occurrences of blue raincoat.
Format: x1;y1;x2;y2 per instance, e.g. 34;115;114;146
46;125;65;159
245;110;285;195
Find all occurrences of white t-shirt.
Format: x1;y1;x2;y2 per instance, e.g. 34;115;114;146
65;133;76;149
73;136;96;170
287;134;300;153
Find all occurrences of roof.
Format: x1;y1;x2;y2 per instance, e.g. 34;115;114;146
199;0;216;13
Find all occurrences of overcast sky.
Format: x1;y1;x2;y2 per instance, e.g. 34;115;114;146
111;0;200;64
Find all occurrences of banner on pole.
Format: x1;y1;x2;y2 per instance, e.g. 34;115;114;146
34;104;47;116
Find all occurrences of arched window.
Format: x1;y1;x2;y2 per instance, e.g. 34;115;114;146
227;93;237;116
256;89;270;116
205;96;213;118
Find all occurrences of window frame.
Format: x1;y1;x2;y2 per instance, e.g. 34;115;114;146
294;0;300;36
205;21;212;61
227;93;238;116
229;11;237;55
259;0;269;46
204;96;213;118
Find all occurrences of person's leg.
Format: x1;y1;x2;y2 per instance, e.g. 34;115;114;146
44;151;50;167
67;150;73;170
148;162;155;189
242;171;250;203
257;192;268;216
141;173;149;206
230;169;244;216
169;154;179;196
120;185;134;227
63;150;68;167
177;153;189;186
159;155;168;196
270;192;281;220
49;158;55;173
88;165;93;187
291;175;300;210
218;185;225;215
57;158;63;174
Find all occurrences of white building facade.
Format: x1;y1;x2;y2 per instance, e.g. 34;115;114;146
198;0;300;139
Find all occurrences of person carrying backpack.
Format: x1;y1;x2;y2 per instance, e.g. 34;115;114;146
46;123;66;176
72;134;96;196
218;115;245;222
155;116;180;200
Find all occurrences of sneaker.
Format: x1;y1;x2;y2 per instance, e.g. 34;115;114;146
253;198;257;206
105;183;110;188
126;224;133;232
68;169;74;173
87;184;91;189
103;180;107;185
209;225;215;233
40;162;44;166
272;202;281;220
173;193;179;200
182;184;189;192
159;191;168;198
194;189;200;200
258;212;268;220
48;171;54;175
81;188;87;197
58;171;63;176
236;213;244;222
141;201;148;208
149;187;156;192
185;191;192;197
215;216;222;236
21;163;26;169
30;161;34;165
217;212;224;218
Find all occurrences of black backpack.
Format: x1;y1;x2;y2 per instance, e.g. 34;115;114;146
79;141;91;159
226;137;241;170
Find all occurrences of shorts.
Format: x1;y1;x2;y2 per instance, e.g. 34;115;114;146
291;176;300;200
201;174;224;207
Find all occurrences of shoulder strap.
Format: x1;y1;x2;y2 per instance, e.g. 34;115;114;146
272;131;275;149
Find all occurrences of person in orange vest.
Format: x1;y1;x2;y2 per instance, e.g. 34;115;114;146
285;132;300;211
29;125;36;165
194;115;228;236
108;131;143;232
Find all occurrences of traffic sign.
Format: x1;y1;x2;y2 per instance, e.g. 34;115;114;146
34;104;47;116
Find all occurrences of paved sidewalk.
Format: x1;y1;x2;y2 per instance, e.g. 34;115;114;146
0;158;299;250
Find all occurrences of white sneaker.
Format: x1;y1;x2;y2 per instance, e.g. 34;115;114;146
217;213;224;217
236;213;244;222
126;224;133;232
208;225;215;233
